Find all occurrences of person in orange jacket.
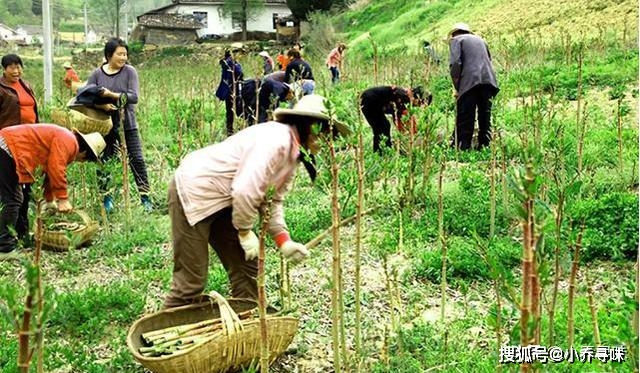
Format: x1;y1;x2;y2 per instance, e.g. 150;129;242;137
0;124;106;255
63;62;80;89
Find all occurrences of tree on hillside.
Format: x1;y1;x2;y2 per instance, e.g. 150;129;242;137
88;0;127;37
286;0;352;21
220;0;265;41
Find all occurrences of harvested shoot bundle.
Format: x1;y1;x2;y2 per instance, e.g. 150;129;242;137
139;309;256;357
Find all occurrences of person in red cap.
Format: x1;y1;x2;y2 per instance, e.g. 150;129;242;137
63;61;80;90
0;124;105;255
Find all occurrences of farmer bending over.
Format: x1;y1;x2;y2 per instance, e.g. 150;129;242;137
0;124;105;256
163;94;350;307
360;85;431;154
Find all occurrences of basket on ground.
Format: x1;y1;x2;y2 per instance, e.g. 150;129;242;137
41;209;99;251
127;292;298;373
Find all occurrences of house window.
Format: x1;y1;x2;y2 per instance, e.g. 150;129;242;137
231;12;243;30
193;11;208;27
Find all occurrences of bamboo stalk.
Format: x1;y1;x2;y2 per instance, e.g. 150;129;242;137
118;107;131;220
617;97;624;173
568;224;585;347
438;159;446;322
585;275;601;345
329;121;342;372
548;191;564;346
258;195;271;373
490;140;497;238
576;44;584;174
354;116;365;371
141;309;254;343
305;208;376;250
519;164;536;373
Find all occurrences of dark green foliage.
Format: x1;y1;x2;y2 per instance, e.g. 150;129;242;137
412;236;520;283
287;0;334;20
568;192;639;261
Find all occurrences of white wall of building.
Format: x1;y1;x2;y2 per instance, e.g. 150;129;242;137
172;4;290;36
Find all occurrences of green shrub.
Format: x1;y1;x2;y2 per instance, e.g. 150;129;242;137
568;192;638;261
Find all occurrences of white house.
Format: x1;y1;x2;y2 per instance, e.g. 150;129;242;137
15;25;44;44
137;0;291;43
0;23;29;44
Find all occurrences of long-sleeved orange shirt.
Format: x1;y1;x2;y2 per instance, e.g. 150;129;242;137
1;124;78;201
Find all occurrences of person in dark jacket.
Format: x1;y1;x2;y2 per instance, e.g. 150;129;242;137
448;23;499;150
0;54;39;129
360;85;431;153
284;49;315;96
215;50;244;136
233;77;293;126
0;54;40;247
86;37;153;213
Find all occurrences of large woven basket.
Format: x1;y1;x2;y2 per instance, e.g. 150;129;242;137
41;209;99;252
50;107;71;127
127;292;298;373
66;106;113;135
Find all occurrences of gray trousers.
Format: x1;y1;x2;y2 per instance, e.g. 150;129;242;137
163;177;258;308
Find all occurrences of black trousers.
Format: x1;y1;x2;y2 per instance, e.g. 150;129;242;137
225;96;235;135
98;117;150;196
0;149;26;252
361;99;392;153
452;84;495;150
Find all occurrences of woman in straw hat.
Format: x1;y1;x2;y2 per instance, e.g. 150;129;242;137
0;124;105;256
258;50;274;75
163;94;350;307
62;61;80;91
86;37;153;213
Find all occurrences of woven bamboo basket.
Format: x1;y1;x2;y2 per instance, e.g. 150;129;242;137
50;108;71;127
41;209;99;252
127;292;298;373
66;106;113;135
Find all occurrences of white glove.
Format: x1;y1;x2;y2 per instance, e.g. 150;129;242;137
238;230;259;261
280;241;309;264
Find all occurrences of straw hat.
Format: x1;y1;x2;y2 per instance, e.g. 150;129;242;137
63;62;73;69
74;130;106;162
258;51;270;58
273;94;351;136
449;22;473;37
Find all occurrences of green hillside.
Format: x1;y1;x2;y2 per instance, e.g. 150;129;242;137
333;0;637;53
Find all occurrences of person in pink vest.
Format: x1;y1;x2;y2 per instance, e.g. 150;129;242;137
164;94;350;307
326;42;346;84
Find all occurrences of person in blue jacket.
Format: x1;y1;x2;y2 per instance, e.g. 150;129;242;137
215;50;244;135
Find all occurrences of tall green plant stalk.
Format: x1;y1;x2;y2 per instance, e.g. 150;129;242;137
354;118;365;371
257;191;273;373
575;43;584;174
585;275;601;345
548;188;564;347
490;140;497;238
370;36;378;85
498;131;509;211
118;108;131;220
279;253;290;311
328;120;343;373
438;158;447;322
617;97;624;173
515;162;542;373
568;224;585;347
